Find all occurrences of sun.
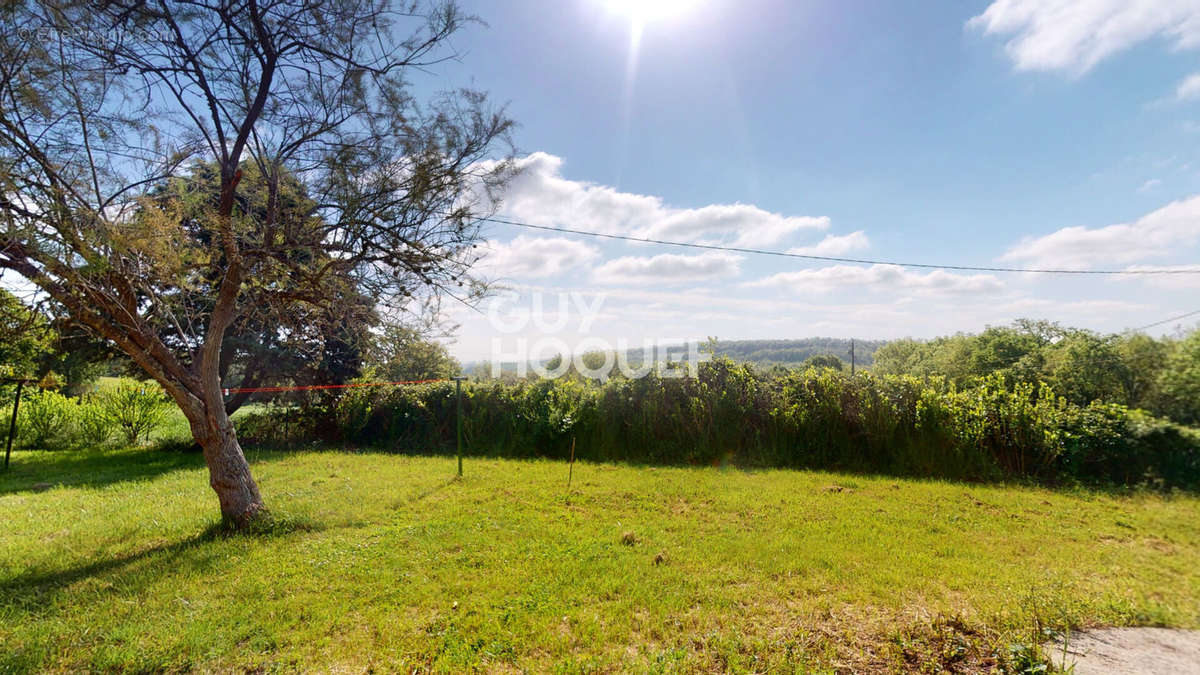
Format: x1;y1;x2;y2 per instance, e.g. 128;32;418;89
605;0;702;25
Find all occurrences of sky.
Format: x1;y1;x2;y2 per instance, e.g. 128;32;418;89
19;0;1197;364
424;0;1200;362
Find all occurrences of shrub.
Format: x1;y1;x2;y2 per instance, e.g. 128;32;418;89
17;389;75;448
1053;403;1200;488
101;382;169;444
75;398;116;447
232;363;1200;489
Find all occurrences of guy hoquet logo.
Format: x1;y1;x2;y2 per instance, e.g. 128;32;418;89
484;291;707;379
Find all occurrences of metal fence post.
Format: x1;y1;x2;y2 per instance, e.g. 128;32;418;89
4;380;26;471
453;376;467;477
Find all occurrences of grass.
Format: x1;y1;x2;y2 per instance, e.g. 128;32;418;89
1;447;1198;672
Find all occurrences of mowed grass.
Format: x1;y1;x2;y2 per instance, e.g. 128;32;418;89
1;448;1198;672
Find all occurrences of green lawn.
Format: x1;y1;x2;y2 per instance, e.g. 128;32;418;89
1;447;1197;672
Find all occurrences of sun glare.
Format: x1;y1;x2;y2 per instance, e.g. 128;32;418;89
606;0;701;25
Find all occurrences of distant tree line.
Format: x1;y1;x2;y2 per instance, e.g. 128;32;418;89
872;319;1200;426
467;338;886;378
706;338;887;368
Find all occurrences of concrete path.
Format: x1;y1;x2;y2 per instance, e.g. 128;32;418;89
1052;628;1200;674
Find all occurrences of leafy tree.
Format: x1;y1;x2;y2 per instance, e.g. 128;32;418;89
40;316;123;396
369;325;461;382
0;1;512;526
950;325;1044;383
870;338;935;378
1157;330;1200;425
1040;331;1127;406
143;161;380;414
1114;333;1170;410
0;289;52;379
803;354;844;371
1;289;121;393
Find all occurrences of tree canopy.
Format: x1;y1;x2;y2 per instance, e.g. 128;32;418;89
871;320;1199;424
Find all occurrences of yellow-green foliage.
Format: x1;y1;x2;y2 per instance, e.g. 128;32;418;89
238;360;1200;488
15;389;74;447
101;381;170;444
5;379;173;450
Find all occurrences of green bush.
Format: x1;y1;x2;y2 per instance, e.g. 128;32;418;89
232;359;1200;489
18;389;74;448
76;398;116;447
1055;403;1200;487
101;382;169;444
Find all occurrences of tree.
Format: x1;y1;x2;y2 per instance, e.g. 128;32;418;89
1040;331;1127;406
1158;329;1200;425
369;324;460;382
1114;333;1170;410
39;317;119;396
961;326;1041;380
870;338;935;377
0;289;117;393
0;288;52;379
0;1;513;526
142;161;380;415
802;354;844;371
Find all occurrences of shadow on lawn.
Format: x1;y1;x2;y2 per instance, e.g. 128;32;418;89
0;516;317;607
1;533;214;603
0;447;207;496
306;442;1200;498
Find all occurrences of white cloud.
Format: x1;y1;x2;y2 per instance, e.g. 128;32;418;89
994;297;1149;314
649;206;829;247
477;235;600;279
969;0;1200;74
495;152;829;247
591;252;743;285
786;231;870;256
1177;72;1200;100
1138;178;1162;193
743;264;1004;295
1001;195;1200;268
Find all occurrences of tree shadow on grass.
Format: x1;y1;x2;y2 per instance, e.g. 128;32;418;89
0;446;302;497
0;515;321;612
0;447;206;496
314;442;1200;498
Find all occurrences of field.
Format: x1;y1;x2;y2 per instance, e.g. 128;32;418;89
1;447;1198;672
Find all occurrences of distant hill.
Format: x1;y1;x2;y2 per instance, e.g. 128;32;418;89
465;338;888;376
633;338;886;369
707;338;886;368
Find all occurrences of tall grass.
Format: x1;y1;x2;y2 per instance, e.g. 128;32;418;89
235;358;1200;487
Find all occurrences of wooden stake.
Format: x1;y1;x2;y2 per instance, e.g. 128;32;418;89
567;436;576;490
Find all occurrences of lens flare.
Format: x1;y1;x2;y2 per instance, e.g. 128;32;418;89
605;0;702;23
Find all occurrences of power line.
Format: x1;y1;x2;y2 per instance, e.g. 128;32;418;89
479;215;1200;276
1130;308;1200;333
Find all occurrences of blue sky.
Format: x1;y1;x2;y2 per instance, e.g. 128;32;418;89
416;0;1200;361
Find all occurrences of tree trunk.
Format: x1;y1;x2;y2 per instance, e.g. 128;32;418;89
190;405;265;527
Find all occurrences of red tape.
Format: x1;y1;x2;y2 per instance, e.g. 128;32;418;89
220;378;447;395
